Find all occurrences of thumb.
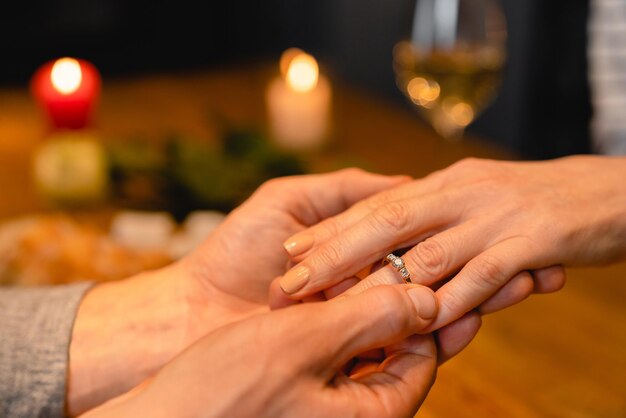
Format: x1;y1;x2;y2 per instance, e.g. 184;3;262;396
299;284;438;372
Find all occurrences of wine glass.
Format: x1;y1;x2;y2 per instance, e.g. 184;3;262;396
393;0;507;139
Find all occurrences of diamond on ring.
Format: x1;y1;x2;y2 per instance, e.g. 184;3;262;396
392;258;404;269
384;253;412;283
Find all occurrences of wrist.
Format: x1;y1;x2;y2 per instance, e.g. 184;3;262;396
590;155;626;262
552;155;626;265
78;380;150;418
66;263;192;416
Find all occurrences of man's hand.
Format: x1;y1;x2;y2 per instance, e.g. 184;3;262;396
81;285;452;418
67;169;408;415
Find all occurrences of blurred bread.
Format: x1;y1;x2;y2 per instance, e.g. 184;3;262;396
0;215;172;286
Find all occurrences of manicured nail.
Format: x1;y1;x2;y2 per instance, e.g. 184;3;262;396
407;287;437;320
283;234;315;257
279;266;311;294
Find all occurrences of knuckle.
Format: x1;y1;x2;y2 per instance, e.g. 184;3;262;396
338;167;367;178
258;177;287;194
410;239;448;278
371;202;411;233
335;168;369;189
446;158;494;181
440;159;473;187
315;243;347;272
469;255;507;290
439;287;467;317
450;157;481;172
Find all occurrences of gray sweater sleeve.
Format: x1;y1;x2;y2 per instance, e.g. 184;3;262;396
0;282;93;418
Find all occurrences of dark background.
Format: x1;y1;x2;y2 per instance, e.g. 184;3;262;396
0;0;591;158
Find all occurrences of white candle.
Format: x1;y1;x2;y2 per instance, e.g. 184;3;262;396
32;132;109;204
267;50;332;150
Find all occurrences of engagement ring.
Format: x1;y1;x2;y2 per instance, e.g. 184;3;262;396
384;253;412;283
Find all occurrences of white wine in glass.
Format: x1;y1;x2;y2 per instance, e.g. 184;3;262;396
393;0;507;139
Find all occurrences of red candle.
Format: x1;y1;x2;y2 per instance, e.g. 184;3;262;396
31;57;101;130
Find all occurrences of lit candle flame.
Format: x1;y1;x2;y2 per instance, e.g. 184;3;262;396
280;48;304;79
51;58;82;95
286;53;319;93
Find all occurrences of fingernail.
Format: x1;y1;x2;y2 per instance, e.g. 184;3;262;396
407;287;438;320
283;234;315;257
279;266;311;294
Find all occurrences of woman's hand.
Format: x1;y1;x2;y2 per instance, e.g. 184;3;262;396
67;169;407;415
81;284;467;418
276;156;626;330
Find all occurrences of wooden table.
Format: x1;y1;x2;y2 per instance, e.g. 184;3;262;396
1;65;624;417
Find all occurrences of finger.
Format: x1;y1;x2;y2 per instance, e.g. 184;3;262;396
269;278;299;310
253;168;410;232
284;172;446;259
430;239;537;330
292;218;487;296
345;334;437;417
478;271;534;314
280;193;462;297
339;250;430;297
435;311;482;364
393;220;492;286
341;263;406;297
338;224;485;296
300;284;438;372
323;277;360;300
476;266;565;315
532;265;567;293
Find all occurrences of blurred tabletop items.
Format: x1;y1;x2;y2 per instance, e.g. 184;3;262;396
0;51;624;417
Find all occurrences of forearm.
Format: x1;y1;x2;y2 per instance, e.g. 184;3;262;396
67;264;193;416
